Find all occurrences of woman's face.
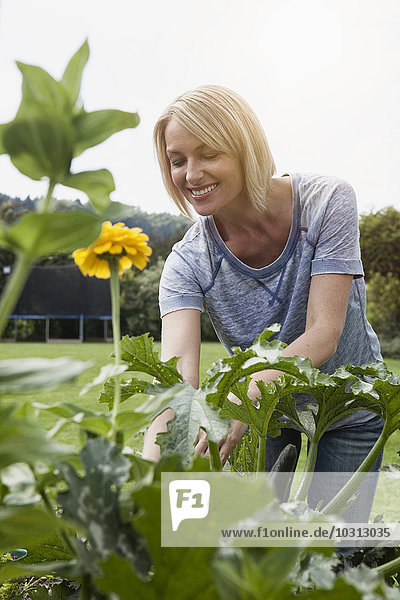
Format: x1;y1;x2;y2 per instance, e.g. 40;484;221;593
164;119;247;218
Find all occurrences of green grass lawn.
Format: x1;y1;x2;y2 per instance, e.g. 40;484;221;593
1;341;399;521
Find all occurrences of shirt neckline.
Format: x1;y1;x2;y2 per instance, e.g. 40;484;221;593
205;173;300;278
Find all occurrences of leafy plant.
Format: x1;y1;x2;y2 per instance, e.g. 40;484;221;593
0;40;140;336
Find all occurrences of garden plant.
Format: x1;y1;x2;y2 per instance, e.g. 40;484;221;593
0;42;400;599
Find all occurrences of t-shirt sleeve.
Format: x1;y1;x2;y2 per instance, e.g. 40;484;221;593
159;249;205;317
309;180;364;278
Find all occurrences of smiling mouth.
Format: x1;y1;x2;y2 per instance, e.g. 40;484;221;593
189;183;219;198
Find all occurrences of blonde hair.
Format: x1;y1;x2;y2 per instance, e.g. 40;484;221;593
153;85;276;219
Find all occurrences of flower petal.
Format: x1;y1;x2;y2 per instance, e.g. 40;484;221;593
129;253;149;270
118;255;132;274
89;258;111;279
94;241;112;254
109;243;123;254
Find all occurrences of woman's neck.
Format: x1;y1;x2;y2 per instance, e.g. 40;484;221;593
213;176;293;239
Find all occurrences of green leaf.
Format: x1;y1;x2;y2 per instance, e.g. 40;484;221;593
125;463;218;600
95;554;152;600
32;402;112;438
24;533;73;563
0;505;60;555
342;563;395;599
220;376;280;438
80;363;127;396
0;407;71;468
98;200;137;221
346;362;400;435
62;169;115;212
28;580;78;600
0;560;78;585
0;357;91;394
72;109;140;156
1;463;40;506
229;428;259;472
98;377;151;409
16;61;72;113
120;333;182;386
115;411;155;436
150;382;230;462
57;437;152;579
289;552;339;592
0;123;7;154
95;550;219;600
61;39;89;106
211;547;302;600
203;328;334;409
0;211;102;257
3;115;73;181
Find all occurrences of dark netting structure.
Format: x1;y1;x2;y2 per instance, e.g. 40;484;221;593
9;265;112;341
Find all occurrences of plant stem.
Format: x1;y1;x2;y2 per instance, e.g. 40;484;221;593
208;440;222;471
256;434;266;473
0;251;33;337
374;555;400;577
0;179;56;337
80;574;92;600
39;181;55;213
321;424;389;516
256;389;279;472
294;435;319;502
109;259;121;442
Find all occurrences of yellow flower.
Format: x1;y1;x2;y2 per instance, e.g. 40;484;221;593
73;221;152;278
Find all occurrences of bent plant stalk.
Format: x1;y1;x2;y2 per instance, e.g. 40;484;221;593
0;181;55;337
294;406;328;501
374;554;400;578
0;251;33;337
256;393;280;472
321;422;389;516
208;440;222;472
293;436;319;502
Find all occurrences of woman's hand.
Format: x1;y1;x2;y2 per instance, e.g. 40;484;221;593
194;419;248;466
218;419;249;466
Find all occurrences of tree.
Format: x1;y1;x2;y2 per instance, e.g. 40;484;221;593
366;272;400;336
120;257;164;339
0;201;16;294
120;257;218;342
359;206;400;278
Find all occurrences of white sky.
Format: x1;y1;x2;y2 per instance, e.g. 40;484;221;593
0;0;399;216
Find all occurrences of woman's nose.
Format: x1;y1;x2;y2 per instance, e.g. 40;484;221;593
186;159;204;184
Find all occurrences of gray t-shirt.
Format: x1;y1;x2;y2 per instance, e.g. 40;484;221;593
159;172;382;427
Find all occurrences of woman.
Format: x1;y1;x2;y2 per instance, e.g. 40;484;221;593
142;84;383;521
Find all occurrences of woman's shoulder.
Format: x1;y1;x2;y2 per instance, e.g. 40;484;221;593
295;172;356;199
292;172;359;233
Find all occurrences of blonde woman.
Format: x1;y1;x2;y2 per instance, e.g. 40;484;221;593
142;85;383;521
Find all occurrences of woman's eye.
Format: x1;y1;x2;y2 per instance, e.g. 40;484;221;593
171;160;185;167
203;154;218;160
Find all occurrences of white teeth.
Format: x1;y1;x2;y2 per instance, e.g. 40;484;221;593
191;184;217;196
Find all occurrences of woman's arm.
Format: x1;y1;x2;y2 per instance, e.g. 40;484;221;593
251;272;354;387
215;272;354;464
141;308;201;461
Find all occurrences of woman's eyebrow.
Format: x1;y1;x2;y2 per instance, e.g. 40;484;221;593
166;143;210;155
